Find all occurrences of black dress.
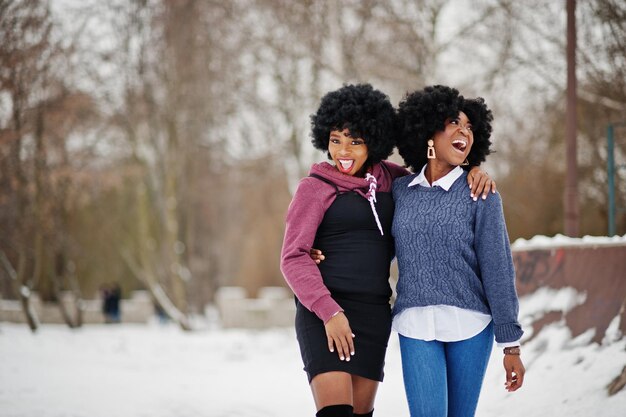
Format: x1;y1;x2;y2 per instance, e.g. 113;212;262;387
295;176;395;382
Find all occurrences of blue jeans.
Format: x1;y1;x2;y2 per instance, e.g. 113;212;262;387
398;322;494;417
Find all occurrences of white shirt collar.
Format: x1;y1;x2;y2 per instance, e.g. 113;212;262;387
407;165;464;191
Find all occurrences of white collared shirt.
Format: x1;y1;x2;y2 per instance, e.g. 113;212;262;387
392;165;519;347
406;164;465;190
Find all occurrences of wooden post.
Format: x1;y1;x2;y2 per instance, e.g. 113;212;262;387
564;0;579;236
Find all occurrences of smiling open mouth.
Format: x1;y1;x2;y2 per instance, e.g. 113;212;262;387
452;139;467;152
338;159;354;172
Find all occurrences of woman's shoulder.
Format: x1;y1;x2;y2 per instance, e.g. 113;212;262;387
295;175;329;195
392;173;419;199
381;160;411;179
288;176;335;215
473;189;504;216
393;172;417;188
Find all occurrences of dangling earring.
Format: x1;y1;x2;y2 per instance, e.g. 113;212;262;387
427;139;436;159
461;158;469;166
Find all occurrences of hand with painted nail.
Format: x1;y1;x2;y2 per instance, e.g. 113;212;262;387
324;312;355;362
468;166;497;201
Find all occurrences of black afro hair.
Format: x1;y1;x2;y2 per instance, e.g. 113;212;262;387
396;85;493;172
311;83;397;165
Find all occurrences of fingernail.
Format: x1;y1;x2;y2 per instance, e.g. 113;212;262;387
470;193;474;198
340;356;344;361
482;195;486;200
345;357;350;362
473;196;478;201
330;348;334;352
469;184;472;188
351;351;355;355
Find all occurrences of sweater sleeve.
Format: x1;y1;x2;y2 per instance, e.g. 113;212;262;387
474;192;524;344
280;178;343;323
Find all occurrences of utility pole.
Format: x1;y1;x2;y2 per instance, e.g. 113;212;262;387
564;0;579;237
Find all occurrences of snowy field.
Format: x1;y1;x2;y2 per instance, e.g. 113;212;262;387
2;234;626;417
1;312;625;416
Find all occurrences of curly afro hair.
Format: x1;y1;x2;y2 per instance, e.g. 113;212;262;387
396;85;493;172
311;83;397;165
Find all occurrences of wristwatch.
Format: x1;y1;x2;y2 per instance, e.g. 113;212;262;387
503;346;521;355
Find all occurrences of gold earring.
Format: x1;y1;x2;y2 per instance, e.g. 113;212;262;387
427;139;436;159
461;158;469;166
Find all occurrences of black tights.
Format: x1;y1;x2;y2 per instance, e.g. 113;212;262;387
315;405;374;417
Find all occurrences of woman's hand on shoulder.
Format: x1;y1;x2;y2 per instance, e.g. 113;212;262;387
468;166;497;201
324;312;355;361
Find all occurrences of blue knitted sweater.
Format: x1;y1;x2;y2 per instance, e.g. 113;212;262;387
391;171;523;343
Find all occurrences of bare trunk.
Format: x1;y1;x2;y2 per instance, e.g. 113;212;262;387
8;79;39;331
32;103;47;298
121;249;191;331
125;182;191;331
51;260;83;328
52;278;75;327
0;251;39;332
68;272;84;327
608;365;626;396
164;118;188;316
19;287;39;332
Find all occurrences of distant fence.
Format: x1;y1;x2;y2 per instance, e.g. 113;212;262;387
0;290;154;325
3;241;624;339
215;286;295;328
214;240;626;339
0;287;296;328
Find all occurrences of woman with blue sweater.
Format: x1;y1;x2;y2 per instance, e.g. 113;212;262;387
392;85;525;417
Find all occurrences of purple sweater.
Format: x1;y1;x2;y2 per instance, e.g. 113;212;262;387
280;160;409;323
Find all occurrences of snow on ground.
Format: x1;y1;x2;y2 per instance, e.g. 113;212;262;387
1;316;625;417
1;235;626;416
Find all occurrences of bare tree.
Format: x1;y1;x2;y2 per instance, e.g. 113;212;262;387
453;0;626;237
97;0;256;328
0;0;55;331
242;0;458;192
0;0;104;329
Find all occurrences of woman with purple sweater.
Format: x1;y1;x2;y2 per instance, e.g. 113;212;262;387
280;84;495;417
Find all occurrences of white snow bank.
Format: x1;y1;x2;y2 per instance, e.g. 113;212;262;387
512;234;626;250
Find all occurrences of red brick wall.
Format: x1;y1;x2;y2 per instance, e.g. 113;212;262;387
513;244;626;343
